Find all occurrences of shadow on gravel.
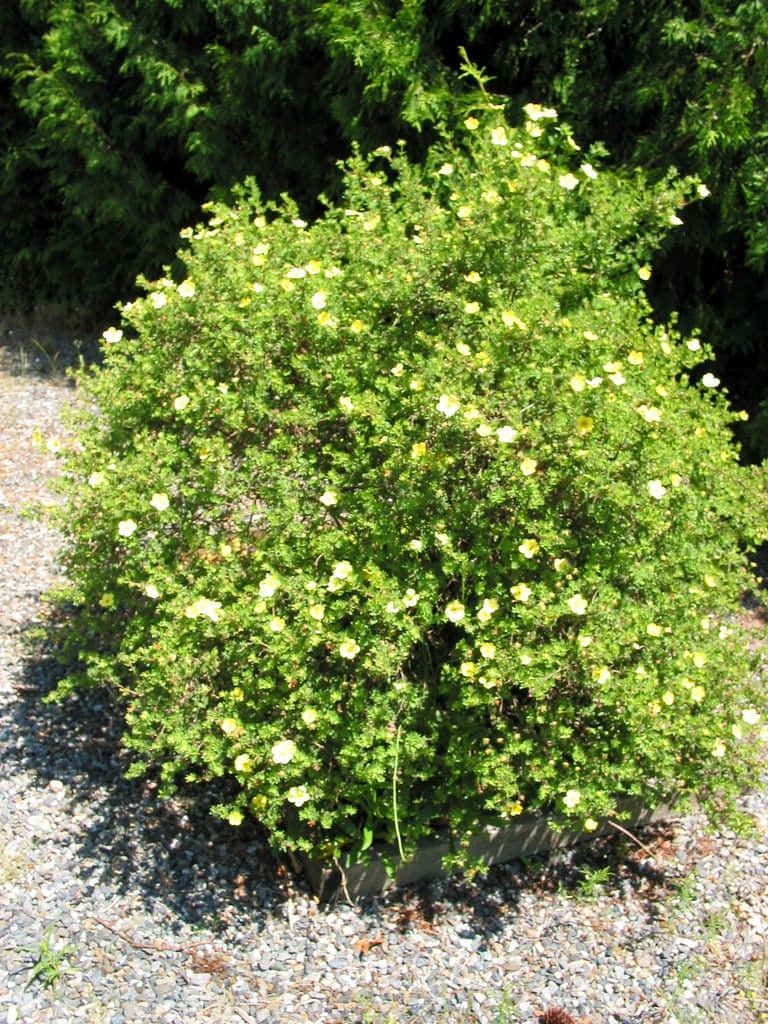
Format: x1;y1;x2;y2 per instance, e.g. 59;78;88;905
8;623;690;943
7;636;295;937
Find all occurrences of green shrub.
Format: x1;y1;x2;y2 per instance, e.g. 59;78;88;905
47;107;768;867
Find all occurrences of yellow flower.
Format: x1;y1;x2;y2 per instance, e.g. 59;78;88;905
464;301;480;314
501;310;527;330
150;492;169;512
234;753;253;773
102;326;123;345
476;423;494;437
646;623;663;637
592;666;611;685
269;616;285;633
460;661;478;677
391;362;405;377
445;600;466;623
692;651;707;668
497;426;518;444
305;260;322;275
455;341;472;356
510;583;532;603
118;519;137;538
173;394;190;412
221;717;241;737
464;271;481;283
258;573;280;598
479;642;496;660
690;685;705;703
319;489;338;507
584;817;599;831
553;557;570;572
567;594;588;615
712;739;726;758
464;116;479;130
456;205;472;219
648;701;661;716
301;708;318;727
628;350;644;366
177;279;196;298
286;785;310;807
437;394;461;417
662;690;675;706
271;739;297;764
99;592;115;609
637;265;651;281
339;395;354;413
569;374;587;393
520;457;538;476
563;789;581;809
518;538;540;559
228;810;244;826
339;638;360;659
411;441;427;460
317;310;337;328
349;319;365;334
309;604;325;622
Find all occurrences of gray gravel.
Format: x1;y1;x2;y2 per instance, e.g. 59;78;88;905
1;340;766;1024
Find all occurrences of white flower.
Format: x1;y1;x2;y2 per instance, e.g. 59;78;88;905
150;492;169;511
558;173;579;191
177;279;196;298
339;638;360;659
496;426;518;444
647;479;667;500
701;372;720;388
742;708;760;726
311;291;326;310
339;395;354;413
102;326;123;344
567;594;588;615
149;291;167;309
563;789;581;809
445;601;465;623
402;588;419;607
271;739;297;764
286;784;310;807
320;490;338;507
258;573;280;598
144;583;160;600
88;471;106;487
491;126;508;146
184;597;222;622
118;519;137;538
234;753;253;773
437;394;461;417
173;394;190;412
580;163;597;179
637;405;662;423
332;560;353;580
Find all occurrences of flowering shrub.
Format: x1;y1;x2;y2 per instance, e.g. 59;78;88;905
48;107;768;867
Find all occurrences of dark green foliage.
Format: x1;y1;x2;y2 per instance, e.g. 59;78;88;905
2;0;768;454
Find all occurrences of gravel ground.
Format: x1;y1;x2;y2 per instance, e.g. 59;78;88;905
0;336;766;1024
